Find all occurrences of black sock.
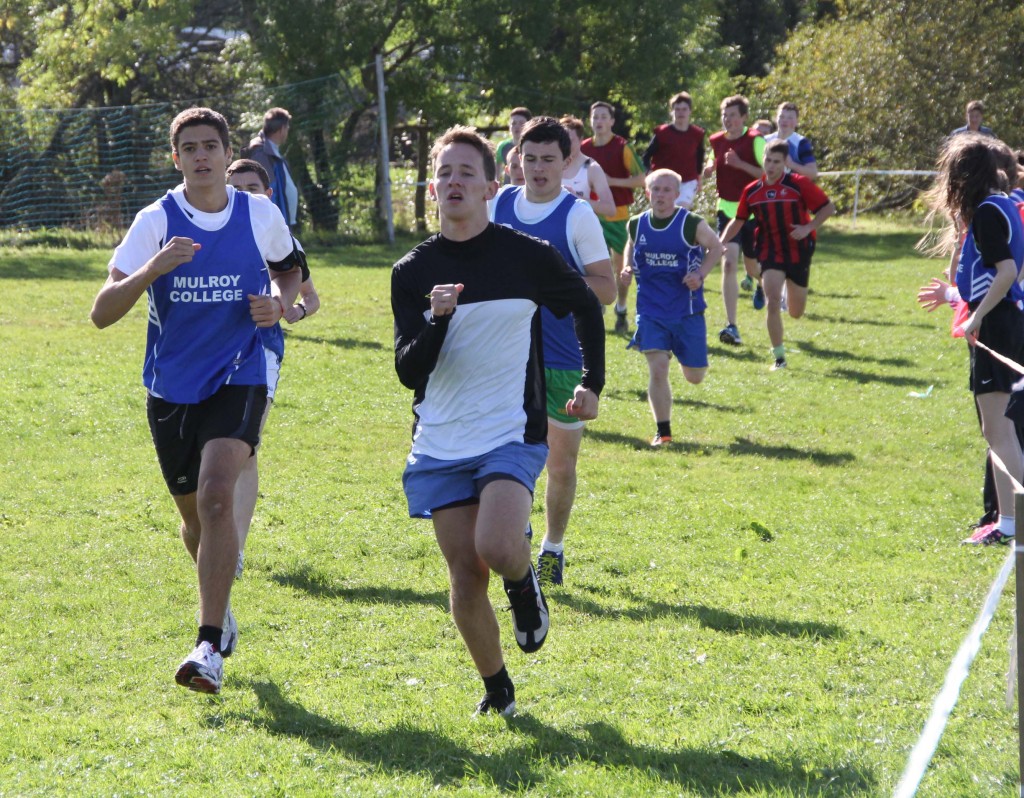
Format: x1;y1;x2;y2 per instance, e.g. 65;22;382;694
657;421;672;439
483;666;514;695
197;625;222;651
503;570;531;591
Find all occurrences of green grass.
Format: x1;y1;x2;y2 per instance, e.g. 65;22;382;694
0;220;1018;796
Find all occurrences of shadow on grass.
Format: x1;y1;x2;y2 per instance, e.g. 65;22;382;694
827;368;929;388
559;584;844;641
727;437;855;466
270;567;448;609
802;311;933;331
586;430;854;464
238;681;872;794
794;340;913;368
596;388;743;415
708;345;763;362
284;333;386;351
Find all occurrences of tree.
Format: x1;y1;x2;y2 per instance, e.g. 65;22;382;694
14;0;246;108
239;0;738;231
761;0;1024;172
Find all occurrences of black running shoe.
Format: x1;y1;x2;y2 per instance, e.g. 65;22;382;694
475;685;516;717
504;565;549;653
614;309;629;334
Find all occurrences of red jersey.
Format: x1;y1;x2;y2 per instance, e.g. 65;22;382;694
648;124;705;182
580;134;640;209
710;128;763;202
735;172;831;265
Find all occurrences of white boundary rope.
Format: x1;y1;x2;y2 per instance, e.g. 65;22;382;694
893;545;1015;798
894;343;1024;796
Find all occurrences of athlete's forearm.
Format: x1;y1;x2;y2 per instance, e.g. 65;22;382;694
572;290;606;396
298;282;320;316
90;264;160;329
719;218;744;246
606;173;646;190
734;158;762;179
270;267;301;308
583;258;616;305
791;161;819;181
808;202;836;232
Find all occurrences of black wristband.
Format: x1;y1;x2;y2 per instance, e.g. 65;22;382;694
297;302;307;319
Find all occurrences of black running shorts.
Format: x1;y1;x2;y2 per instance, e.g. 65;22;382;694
761;239;815;288
970;300;1024;397
147;383;267;495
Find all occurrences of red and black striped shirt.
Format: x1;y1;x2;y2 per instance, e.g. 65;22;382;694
735;173;830;265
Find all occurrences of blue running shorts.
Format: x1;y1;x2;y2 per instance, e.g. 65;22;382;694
628;314;708;368
402;440;549;519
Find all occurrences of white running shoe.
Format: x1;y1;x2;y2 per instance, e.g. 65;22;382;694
221;606;238;658
175;641;223;694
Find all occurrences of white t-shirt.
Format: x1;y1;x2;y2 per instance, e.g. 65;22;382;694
490;185;609;267
109;185;294;276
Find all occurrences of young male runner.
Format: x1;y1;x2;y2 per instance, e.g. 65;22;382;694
642;92;706;210
225;158;320;578
392;125;605;716
495;107;532;180
504;147;526;186
702;95;765;344
764;102;819;181
622;169;724;446
720;139;835;369
560;116;616;218
90;108;301;694
581;101;646;334
490;116;615;585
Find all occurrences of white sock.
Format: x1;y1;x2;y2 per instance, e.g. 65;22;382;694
998;515;1016;536
541;540;564;554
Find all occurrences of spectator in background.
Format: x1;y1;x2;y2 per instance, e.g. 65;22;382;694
753;119;776;137
950;100;995;138
245;108;300;229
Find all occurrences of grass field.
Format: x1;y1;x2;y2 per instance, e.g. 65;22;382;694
0;220;1019;797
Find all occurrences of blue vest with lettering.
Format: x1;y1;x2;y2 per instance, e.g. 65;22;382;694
493;186;584;369
955;194;1024;307
633;209;705;319
144;191;268;403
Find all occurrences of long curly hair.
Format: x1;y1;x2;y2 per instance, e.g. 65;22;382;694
922;133;1016;255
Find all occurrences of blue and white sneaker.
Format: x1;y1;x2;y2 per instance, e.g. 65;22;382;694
175;641;223;694
719;324;742;345
537;549;564;586
505;565;549;653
